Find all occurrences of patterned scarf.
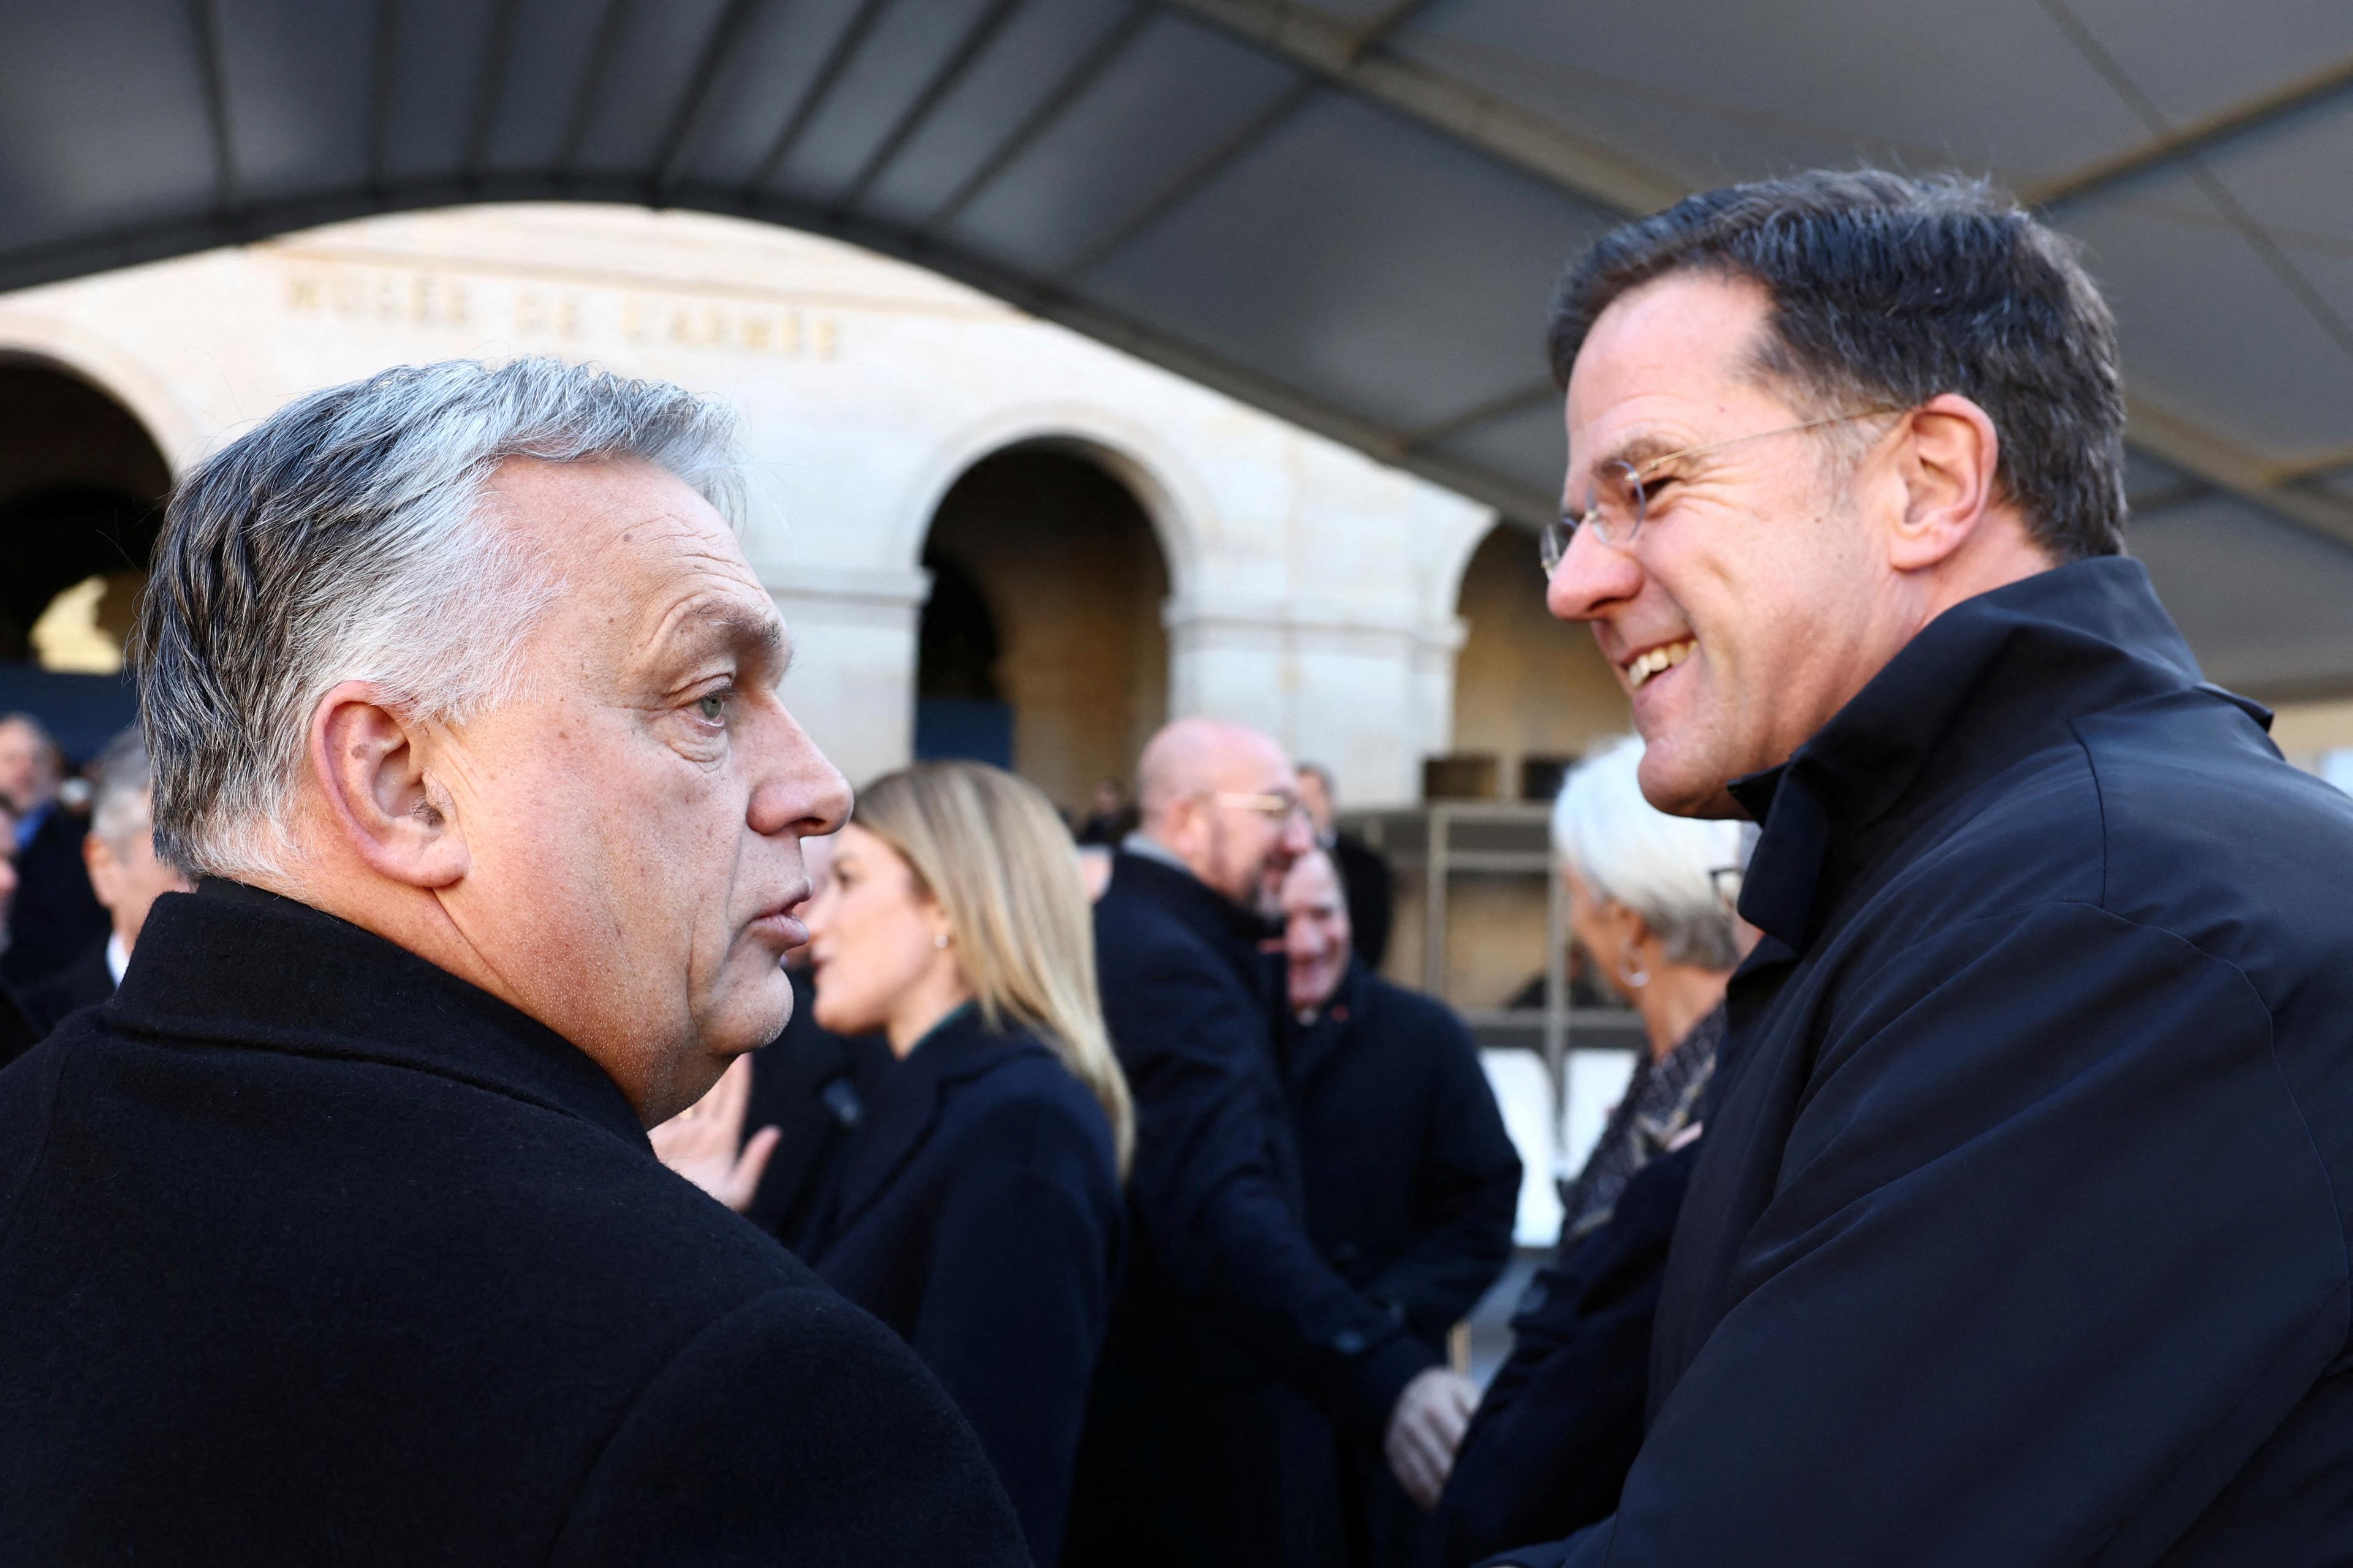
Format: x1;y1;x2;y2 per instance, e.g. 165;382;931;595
1555;1004;1724;1248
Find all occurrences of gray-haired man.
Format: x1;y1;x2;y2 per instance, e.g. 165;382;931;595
0;359;1027;1564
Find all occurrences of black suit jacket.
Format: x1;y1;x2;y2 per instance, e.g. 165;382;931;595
1288;960;1519;1350
0;801;107;987
1067;851;1438;1567
0;881;1027;1566
15;935;112;1036
1523;559;2353;1567
1439;1144;1694;1568
1287;959;1520;1567
743;965;890;1246
795;1007;1122;1567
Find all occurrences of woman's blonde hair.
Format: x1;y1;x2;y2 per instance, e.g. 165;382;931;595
852;761;1135;1176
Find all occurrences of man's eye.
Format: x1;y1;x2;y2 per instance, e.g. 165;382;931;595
697;694;726;723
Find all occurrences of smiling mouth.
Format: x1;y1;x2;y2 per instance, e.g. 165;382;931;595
1624;638;1696;691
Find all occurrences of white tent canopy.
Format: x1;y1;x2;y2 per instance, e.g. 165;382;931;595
4;0;2350;694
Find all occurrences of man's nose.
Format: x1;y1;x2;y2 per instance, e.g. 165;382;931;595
751;706;853;839
1545;517;1643;623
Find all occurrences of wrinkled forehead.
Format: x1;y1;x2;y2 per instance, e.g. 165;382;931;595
493;456;775;655
1563;271;1783;485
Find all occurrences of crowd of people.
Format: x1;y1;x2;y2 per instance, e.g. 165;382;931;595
7;164;2353;1567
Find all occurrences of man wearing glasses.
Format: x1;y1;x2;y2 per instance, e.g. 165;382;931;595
1070;718;1468;1566
1497;170;2353;1566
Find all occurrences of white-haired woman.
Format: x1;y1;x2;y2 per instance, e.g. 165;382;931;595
668;760;1129;1567
1550;733;1748;1246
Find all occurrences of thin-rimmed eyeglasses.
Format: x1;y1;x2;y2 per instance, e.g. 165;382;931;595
1540;408;1900;574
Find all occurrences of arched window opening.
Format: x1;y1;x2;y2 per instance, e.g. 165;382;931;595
0;360;172;759
914;446;1170;814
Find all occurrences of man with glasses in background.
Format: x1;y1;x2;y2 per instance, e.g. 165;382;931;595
1070;717;1472;1566
1491;170;2353;1567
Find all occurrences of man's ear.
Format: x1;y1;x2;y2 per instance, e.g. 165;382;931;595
83;831;122;909
307;681;469;889
1887;393;2003;573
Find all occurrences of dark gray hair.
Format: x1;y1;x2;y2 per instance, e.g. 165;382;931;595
87;728;154;850
132;357;740;880
1548;169;2126;562
1552;735;1745;972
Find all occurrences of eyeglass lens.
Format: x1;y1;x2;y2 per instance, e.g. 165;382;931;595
1540;460;1646;572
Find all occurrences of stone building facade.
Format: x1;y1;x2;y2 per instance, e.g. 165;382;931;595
0;201;1633;811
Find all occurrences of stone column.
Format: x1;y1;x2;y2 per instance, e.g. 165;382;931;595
761;563;931;791
1162;593;1462;807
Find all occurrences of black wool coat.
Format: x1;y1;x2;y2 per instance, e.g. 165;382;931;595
794;1006;1123;1568
1286;958;1521;1567
0;801;107;987
1067;851;1439;1568
1437;1143;1694;1568
1516;558;2353;1567
15;934;112;1036
0;880;1028;1567
743;964;891;1247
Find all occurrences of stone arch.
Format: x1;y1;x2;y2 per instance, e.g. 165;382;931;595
1447;520;1627;800
892;401;1213;600
0;349;175;672
912;438;1173;814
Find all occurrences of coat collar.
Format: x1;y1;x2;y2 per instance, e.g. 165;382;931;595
114;879;648;1148
1105;849;1281;998
817;1006;1054;1239
1730;556;2267;950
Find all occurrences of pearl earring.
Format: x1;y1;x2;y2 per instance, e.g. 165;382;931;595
934;933;950;950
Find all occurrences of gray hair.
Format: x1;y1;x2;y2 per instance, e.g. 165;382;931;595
88;729;154;850
132;357;741;880
1552;735;1745;972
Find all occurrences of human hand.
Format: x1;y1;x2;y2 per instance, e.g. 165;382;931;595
1384;1366;1479;1510
648;1055;779;1214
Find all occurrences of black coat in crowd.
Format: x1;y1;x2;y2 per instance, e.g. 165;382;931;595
1328;830;1395;972
1438;1143;1695;1567
0;800;107;987
1286;957;1521;1566
0;881;1027;1566
1067;850;1442;1567
793;1005;1124;1567
742;964;890;1246
1519;558;2353;1566
15;934;112;1036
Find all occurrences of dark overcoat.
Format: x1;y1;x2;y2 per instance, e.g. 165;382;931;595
1067;850;1440;1567
1286;958;1521;1566
0;800;106;987
1512;559;2353;1567
0;880;1027;1566
742;963;890;1246
794;1006;1123;1567
1437;1143;1694;1567
15;934;112;1036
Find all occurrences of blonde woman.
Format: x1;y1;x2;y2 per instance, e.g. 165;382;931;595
793;760;1127;1567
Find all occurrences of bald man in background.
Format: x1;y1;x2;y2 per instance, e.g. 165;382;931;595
1067;719;1465;1567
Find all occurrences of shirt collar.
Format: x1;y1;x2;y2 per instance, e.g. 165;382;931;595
1119;829;1193;876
